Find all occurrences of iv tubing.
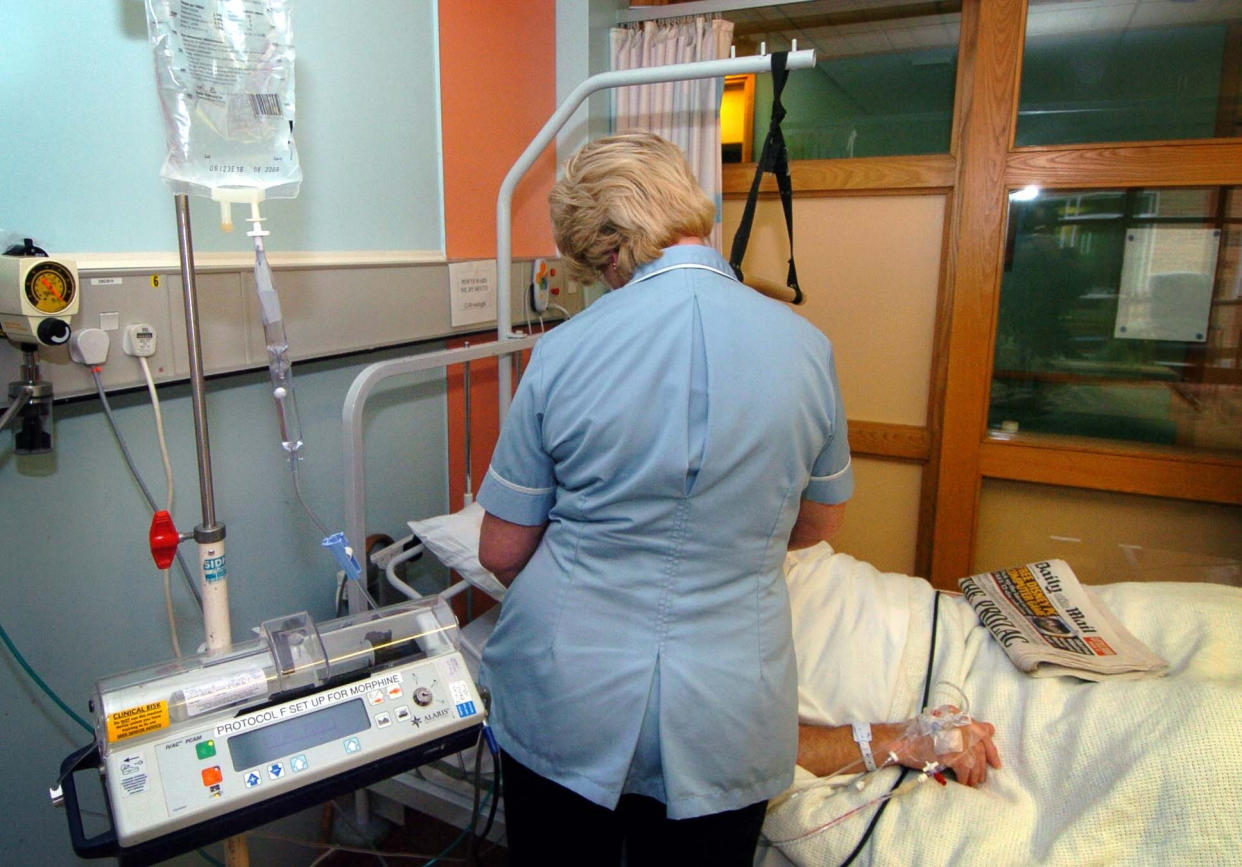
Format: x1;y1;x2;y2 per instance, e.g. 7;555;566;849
246;202;334;541
494;48;818;419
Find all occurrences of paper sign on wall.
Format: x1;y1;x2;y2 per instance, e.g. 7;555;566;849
1114;227;1217;342
449;260;498;327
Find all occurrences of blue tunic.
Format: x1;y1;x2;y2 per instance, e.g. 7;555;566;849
477;245;853;819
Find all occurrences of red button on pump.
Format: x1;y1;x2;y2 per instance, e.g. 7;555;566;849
149;510;180;570
201;766;223;787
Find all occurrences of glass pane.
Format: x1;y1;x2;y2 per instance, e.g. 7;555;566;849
1017;0;1242;146
990;186;1242;452
723;0;960;160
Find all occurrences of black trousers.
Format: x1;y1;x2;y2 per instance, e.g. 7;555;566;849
501;749;768;867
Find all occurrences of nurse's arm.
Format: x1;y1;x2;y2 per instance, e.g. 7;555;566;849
788;500;846;550
479;511;548;586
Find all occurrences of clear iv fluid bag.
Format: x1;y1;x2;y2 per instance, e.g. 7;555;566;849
145;0;301;199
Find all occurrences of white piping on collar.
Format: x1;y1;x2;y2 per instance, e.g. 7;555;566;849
628;261;738;286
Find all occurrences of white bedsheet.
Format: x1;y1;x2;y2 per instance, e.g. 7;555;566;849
763;544;1242;866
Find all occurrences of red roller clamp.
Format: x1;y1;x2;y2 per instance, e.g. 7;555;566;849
149;510;180;569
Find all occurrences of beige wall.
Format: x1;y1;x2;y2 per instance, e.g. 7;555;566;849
723;194;945;577
976;479;1242;585
723;195;945;426
829;457;924;575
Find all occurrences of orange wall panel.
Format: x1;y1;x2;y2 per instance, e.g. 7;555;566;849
438;4;558;614
438;3;559;572
439;1;559;259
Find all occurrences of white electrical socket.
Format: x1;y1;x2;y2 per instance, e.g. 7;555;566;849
123;323;157;357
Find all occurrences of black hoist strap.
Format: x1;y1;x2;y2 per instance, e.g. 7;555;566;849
728;51;803;305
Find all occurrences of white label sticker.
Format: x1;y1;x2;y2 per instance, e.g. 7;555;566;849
118;753;150;795
180;668;269;717
450;680;472;704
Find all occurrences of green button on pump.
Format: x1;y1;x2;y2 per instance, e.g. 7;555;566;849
196;740;217;760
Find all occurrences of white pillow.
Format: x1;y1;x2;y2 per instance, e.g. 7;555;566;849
408;502;507;602
784;543;934;727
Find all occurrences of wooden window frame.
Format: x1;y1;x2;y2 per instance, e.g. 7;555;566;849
722;0;1242;587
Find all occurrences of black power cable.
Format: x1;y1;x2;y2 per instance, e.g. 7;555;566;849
465;724;502;866
838;589;943;867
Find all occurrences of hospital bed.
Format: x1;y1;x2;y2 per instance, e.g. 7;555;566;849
758;543;1242;866
351;480;1242;865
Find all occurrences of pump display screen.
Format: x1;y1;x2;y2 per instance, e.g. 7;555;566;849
228;699;370;772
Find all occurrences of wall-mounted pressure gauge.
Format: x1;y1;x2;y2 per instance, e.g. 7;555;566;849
24;260;77;315
0;253;80;347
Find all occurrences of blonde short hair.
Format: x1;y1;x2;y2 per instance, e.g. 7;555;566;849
549;131;715;286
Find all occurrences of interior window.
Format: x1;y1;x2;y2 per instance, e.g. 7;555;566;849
1017;0;1242;146
990;186;1242;452
721;0;961;160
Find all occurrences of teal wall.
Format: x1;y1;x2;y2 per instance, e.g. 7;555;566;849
0;3;456;861
0;0;443;254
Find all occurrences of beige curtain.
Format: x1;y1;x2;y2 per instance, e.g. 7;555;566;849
610;17;735;251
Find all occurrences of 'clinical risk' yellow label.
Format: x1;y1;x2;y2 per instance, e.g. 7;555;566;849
106;701;170;743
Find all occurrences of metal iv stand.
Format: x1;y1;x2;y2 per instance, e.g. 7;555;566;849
172;194;231;654
1;347;53;453
170;195;244;866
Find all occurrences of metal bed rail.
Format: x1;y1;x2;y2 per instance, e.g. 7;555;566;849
341;336;541;612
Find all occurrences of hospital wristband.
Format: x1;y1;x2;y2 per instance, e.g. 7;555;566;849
852;722;877;772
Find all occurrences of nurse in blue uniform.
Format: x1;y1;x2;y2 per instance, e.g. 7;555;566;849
476;132;853;866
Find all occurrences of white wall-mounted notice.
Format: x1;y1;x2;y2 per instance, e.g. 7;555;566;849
1114;227;1218;342
449;259;498;327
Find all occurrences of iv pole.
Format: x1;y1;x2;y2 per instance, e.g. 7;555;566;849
172;194;231;654
171;195;244;867
492;48;818;420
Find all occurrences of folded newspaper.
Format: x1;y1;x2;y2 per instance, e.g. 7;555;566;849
959;559;1168;680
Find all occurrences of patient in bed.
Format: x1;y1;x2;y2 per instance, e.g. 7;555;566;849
767;541;1242;866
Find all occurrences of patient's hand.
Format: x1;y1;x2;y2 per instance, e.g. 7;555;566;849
797;713;1001;787
890;709;1001;787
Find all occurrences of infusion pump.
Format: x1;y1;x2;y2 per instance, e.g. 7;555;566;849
54;599;484;865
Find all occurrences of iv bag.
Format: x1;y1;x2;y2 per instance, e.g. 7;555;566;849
145;0;301;199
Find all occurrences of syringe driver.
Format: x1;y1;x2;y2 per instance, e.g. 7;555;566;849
54;598;485;865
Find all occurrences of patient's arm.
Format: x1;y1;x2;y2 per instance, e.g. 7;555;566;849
797;717;1001;787
479;511;547;586
797;722;907;777
788;500;847;550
